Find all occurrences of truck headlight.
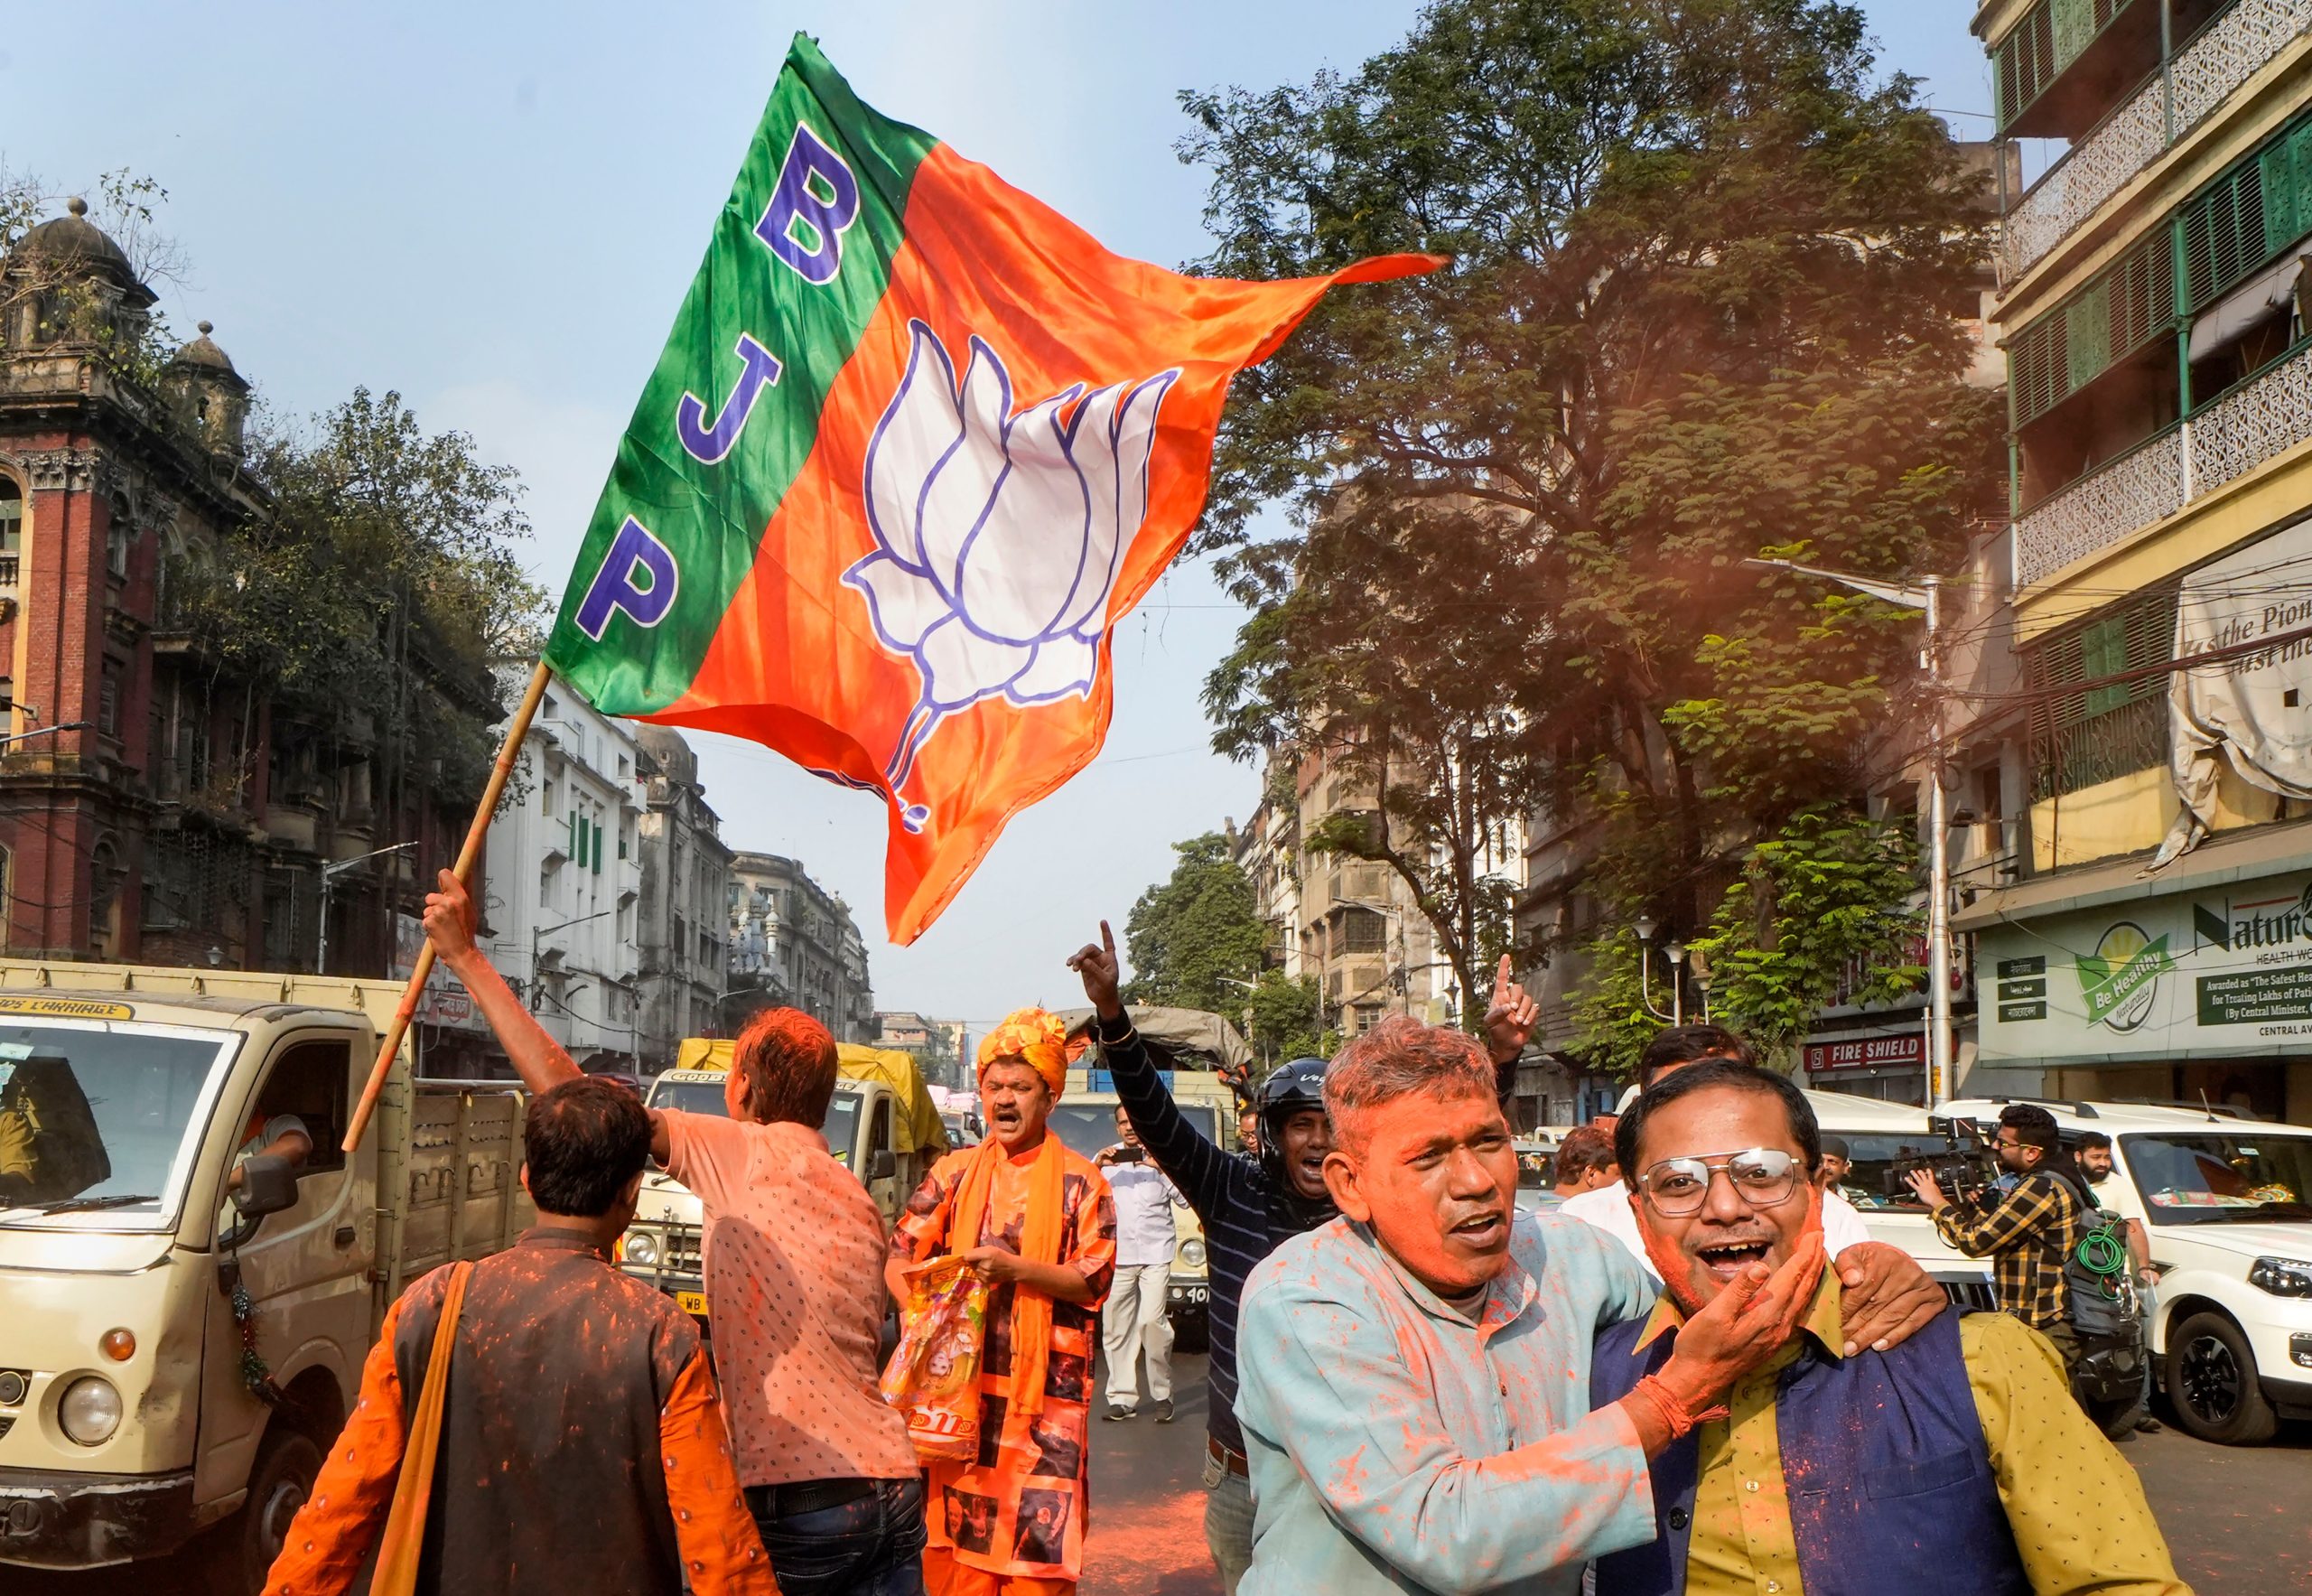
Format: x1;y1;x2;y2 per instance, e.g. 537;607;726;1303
59;1377;122;1445
624;1231;660;1267
1178;1238;1207;1272
2250;1255;2312;1298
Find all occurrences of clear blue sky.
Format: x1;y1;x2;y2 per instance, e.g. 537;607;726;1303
1;1;1988;1028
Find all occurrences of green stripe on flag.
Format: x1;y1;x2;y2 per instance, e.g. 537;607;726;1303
545;34;937;713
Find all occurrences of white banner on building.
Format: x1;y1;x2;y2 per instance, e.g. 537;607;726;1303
2157;518;2312;864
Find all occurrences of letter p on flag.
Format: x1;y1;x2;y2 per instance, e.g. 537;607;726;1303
539;33;1441;942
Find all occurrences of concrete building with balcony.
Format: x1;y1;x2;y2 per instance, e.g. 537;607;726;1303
726;851;873;1043
1956;0;2312;1121
0;201;498;1009
875;1009;968;1088
479;677;644;1072
632;725;733;1069
1226;797;1304;980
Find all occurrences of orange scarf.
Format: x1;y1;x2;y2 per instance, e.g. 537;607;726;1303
946;1130;1067;1416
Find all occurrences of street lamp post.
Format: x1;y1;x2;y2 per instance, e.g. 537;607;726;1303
1630;916;1686;1026
317;840;420;976
1745;557;1952;1107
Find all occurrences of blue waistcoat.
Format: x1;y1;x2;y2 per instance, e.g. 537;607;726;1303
1588;1306;2031;1596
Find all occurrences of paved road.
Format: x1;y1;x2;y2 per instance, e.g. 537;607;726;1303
13;1352;2307;1594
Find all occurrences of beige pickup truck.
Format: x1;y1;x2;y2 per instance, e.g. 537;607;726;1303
0;962;532;1591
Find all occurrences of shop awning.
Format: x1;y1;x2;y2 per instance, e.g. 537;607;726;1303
1953;817;2312;933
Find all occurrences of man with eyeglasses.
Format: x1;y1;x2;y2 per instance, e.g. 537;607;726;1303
1906;1103;2092;1375
1590;1061;2187;1596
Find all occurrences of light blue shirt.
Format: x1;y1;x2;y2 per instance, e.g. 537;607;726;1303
1235;1211;1660;1596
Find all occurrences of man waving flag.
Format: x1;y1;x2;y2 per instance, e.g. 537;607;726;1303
543;33;1439;942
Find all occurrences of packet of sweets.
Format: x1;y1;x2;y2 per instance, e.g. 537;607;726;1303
879;1253;993;1463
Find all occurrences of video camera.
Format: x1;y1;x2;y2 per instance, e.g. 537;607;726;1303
1884;1127;2002;1207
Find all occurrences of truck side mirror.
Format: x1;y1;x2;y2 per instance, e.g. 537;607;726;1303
868;1148;898;1181
233;1154;303;1221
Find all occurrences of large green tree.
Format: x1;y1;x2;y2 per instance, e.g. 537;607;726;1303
1184;0;2000;1069
1123;832;1269;1013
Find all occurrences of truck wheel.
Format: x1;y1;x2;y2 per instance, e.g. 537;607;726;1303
2164;1311;2279;1445
203;1428;323;1596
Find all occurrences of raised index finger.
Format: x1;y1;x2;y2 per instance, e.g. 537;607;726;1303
1101;919;1116;956
1494;952;1513;994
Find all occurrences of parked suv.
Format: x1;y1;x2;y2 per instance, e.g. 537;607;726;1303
1939;1097;2312;1444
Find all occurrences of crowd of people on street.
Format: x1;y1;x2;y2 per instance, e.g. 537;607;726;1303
256;875;2194;1596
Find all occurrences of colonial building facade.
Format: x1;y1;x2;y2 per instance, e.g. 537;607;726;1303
0;200;493;983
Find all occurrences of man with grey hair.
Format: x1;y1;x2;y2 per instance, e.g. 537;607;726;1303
1232;1017;1944;1595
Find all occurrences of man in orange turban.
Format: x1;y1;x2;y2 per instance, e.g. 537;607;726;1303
888;1009;1116;1596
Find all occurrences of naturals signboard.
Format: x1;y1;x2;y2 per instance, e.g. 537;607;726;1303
1979;873;2312;1062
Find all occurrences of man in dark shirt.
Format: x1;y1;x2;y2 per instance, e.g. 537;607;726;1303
1067;924;1335;1594
265;1077;773;1596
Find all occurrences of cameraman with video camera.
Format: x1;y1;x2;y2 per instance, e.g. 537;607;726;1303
1906;1103;2090;1372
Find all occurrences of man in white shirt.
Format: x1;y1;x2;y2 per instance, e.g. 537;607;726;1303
1559;1026;1875;1259
1095;1105;1188;1422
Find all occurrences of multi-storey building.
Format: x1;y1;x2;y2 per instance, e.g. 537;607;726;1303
0;201;497;1012
726;851;873;1042
875;1009;968;1087
480;676;645;1072
632;724;732;1069
1226;796;1303;980
1953;0;2312;1121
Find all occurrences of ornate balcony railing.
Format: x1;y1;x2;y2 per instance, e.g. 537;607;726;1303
0;555;17;588
2002;0;2312;278
2015;426;2186;585
2032;692;2169;800
2016;340;2312;584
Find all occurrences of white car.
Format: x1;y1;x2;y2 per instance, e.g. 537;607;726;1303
1801;1090;1998;1306
1939;1097;2312;1445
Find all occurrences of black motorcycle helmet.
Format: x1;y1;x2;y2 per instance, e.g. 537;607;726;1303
1255;1056;1331;1191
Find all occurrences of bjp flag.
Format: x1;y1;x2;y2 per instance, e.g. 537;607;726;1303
544;34;1439;941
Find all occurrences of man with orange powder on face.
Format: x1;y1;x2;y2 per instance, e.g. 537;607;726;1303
1233;1018;1946;1596
1587;1060;2186;1595
888;1009;1116;1596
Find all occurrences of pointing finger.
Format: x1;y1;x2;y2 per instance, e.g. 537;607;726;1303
1101;919;1116;956
1495;952;1513;994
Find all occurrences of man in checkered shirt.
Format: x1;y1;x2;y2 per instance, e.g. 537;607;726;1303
1906;1102;2091;1373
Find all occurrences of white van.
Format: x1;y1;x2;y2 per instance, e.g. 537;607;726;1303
1938;1097;2312;1444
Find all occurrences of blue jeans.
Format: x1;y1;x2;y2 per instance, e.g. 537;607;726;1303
746;1476;928;1596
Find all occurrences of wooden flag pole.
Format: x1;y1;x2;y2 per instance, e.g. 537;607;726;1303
343;659;555;1153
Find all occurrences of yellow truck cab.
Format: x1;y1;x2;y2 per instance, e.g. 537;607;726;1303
1054;1005;1259;1352
619;1041;948;1328
0;961;533;1591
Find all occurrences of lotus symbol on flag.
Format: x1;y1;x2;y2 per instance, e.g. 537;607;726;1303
846;321;1178;826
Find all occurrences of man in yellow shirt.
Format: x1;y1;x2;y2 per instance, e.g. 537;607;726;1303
1588;1059;2188;1596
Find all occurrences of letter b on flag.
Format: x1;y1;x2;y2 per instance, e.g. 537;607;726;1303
756;123;859;285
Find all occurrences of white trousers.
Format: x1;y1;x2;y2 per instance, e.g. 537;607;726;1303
1102;1261;1173;1406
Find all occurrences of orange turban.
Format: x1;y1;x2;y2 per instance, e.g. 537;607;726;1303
977;1007;1068;1098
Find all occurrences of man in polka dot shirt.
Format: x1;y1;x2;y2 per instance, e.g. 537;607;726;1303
423;869;928;1596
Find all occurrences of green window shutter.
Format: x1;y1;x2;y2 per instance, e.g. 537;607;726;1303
2261;142;2300;260
2065;279;2113;391
2082;617;2129;715
2050;0;2096;64
592;820;604;874
2184;155;2270;310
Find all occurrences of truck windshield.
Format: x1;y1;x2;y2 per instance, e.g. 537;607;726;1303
0;1022;237;1227
2123;1131;2312;1224
643;1077;864;1164
1048;1103;1219;1160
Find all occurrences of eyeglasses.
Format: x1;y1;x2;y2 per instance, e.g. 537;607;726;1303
1636;1148;1803;1217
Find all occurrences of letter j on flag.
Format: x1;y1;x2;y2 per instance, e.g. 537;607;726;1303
545;33;1440;942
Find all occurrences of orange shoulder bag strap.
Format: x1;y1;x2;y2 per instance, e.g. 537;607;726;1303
371;1260;475;1596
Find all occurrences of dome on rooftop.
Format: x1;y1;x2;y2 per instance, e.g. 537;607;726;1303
633;723;699;786
13;198;147;299
172;321;245;383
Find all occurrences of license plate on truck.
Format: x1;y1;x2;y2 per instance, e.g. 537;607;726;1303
676;1290;709;1319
